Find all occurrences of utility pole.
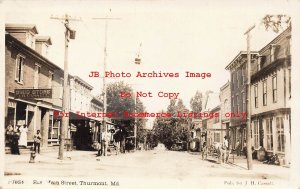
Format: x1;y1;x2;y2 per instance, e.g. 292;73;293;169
93;12;120;156
244;24;255;170
51;14;81;160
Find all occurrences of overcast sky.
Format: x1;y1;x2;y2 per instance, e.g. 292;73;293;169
3;0;297;128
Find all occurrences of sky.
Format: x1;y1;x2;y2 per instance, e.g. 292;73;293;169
3;0;296;128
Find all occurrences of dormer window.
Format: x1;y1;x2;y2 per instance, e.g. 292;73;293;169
27;33;35;49
270;44;280;63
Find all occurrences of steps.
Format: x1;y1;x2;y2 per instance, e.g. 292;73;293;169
5;145;61;154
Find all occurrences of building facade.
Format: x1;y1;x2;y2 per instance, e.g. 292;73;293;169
219;81;231;141
225;51;259;149
250;27;291;165
5;24;64;147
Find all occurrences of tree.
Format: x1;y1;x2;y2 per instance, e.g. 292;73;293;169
153;99;190;150
262;14;291;33
190;90;203;112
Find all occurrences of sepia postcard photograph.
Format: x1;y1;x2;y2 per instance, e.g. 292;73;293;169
0;0;300;189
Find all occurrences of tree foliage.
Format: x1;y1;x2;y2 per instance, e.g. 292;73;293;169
153;99;190;150
190;90;203;112
262;14;291;33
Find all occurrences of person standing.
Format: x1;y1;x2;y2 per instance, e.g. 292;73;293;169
235;140;241;156
243;139;247;157
5;124;14;147
19;124;28;147
202;141;208;160
34;130;42;154
11;127;21;155
221;136;229;163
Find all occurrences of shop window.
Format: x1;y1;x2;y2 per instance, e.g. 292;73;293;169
253;121;259;149
266;118;273;151
276;117;285;152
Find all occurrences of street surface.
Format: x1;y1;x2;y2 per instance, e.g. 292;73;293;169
4;145;290;189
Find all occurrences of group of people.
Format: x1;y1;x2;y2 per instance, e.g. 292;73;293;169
202;136;246;164
5;124;42;155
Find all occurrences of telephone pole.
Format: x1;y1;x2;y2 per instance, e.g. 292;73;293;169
244;24;255;170
51;14;81;160
93;12;120;156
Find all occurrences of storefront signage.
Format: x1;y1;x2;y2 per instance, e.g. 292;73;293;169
15;89;52;98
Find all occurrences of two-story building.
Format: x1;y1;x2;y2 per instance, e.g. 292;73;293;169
5;24;64;147
225;51;259;149
250;27;291;165
219;81;231;142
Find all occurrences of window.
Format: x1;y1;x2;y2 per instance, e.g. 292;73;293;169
15;54;25;84
266;118;273;151
214;132;220;143
224;99;228;113
254;85;258;108
236;95;239;112
276;117;284;152
60;78;63;99
242;92;246;112
253;120;259;149
272;75;277;103
270;45;275;62
48;71;54;88
214;115;219;123
242;66;246;84
258;56;261;71
289;68;291;98
236;70;239;87
27;33;34;48
263;80;267;106
34;63;41;89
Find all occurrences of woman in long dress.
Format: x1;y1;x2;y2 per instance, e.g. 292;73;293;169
18;124;28;147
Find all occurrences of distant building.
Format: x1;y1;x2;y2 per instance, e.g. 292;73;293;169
202;92;225;146
250;27;291;165
219;81;231;143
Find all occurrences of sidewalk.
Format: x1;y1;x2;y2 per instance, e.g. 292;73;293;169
203;153;290;180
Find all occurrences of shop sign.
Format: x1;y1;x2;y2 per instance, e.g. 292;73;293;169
15;89;52;98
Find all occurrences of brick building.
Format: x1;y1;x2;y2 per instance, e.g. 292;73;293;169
5;24;64;147
225;51;259;149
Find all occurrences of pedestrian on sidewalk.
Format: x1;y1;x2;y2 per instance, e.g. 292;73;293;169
221;136;229;163
243;140;247;156
19;124;28;147
95;142;102;157
11;127;21;155
202;141;208;160
235;140;241;156
33;130;42;154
